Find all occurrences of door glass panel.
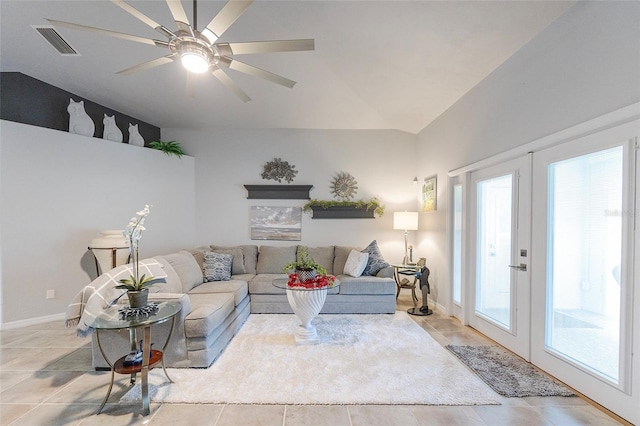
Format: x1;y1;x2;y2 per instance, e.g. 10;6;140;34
476;174;513;328
453;184;462;304
547;146;623;383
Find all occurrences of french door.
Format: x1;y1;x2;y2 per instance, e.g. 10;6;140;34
530;124;638;424
469;155;531;359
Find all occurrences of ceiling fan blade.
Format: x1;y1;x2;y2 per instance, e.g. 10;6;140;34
201;0;253;44
46;19;168;47
211;67;251;102
111;0;176;39
217;39;315;56
220;57;296;88
166;0;191;33
117;54;177;76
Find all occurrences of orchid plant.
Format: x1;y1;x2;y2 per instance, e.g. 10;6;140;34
115;204;155;291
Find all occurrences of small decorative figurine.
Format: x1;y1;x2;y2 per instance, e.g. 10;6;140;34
102;114;123;142
128;123;145;147
67;98;95;137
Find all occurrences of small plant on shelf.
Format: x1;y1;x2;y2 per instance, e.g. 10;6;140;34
302;197;385;217
148;140;185;158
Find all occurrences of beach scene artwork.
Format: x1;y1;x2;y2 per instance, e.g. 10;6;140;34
250;206;302;241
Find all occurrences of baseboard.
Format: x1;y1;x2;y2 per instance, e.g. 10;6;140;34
0;312;65;330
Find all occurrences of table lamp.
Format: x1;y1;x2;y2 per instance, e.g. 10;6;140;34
393;211;419;264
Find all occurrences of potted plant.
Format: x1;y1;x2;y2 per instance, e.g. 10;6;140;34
303;197;385;218
283;247;337;289
115;204;156;307
283;247;328;281
148;140;185;157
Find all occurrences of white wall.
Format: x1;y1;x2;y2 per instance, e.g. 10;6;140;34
416;1;640;312
161;128;420;262
0;120;196;324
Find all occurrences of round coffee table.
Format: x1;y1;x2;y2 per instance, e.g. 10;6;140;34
273;278;339;345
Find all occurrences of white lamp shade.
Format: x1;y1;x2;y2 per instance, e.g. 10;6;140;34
393;211;419;231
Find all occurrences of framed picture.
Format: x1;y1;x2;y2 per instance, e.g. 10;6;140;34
422;176;437;212
250;206;302;241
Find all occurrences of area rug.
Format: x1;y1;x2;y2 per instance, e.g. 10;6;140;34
121;313;501;405
446;345;575;397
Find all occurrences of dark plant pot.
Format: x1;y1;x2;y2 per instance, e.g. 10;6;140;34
296;269;317;282
127;288;149;308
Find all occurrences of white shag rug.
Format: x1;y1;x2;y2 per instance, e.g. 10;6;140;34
121;312;501;405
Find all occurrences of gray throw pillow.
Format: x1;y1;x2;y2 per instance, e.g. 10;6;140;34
211;248;246;275
203;252;233;282
361;240;390;276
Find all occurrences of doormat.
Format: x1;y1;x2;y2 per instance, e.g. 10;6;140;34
446;345;576;397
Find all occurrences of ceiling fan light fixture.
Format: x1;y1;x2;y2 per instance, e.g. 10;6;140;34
180;42;211;73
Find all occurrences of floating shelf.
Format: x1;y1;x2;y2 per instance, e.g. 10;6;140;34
244;185;313;200
309;205;376;219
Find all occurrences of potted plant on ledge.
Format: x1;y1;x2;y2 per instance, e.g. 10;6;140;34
283;247;336;288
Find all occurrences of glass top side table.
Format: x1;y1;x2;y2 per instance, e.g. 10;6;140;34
273;277;339;345
87;300;181;415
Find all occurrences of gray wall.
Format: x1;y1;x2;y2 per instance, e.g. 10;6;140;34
416;1;640;311
162;127;420;259
0;121;195;324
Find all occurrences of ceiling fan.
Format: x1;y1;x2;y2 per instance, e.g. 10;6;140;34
47;0;314;102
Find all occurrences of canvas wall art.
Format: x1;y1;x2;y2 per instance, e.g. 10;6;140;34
250;206;302;241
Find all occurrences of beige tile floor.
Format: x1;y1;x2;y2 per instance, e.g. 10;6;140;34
0;292;629;426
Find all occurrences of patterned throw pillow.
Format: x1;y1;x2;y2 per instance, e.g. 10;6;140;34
361;240;390;276
203;252;233;282
343;250;369;277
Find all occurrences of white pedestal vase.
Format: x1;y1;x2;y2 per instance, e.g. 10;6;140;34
89;230;130;275
286;288;327;345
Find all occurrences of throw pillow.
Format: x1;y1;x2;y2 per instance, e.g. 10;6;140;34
361;240;390;276
343;250;369;277
203;252;233;282
211;247;246;275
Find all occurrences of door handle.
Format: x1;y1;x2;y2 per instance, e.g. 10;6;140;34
508;263;527;272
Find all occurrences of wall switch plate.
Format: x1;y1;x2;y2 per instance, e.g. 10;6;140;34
46;289;55;299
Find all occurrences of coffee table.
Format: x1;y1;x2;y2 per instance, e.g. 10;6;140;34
87;300;181;415
273;278;339;345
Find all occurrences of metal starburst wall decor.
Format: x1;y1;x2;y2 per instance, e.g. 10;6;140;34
331;172;358;200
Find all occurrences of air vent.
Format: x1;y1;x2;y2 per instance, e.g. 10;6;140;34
32;25;79;56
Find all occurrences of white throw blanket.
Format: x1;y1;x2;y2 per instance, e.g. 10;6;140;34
65;259;167;337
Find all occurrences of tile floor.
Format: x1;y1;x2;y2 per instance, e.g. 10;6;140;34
0;292;629;426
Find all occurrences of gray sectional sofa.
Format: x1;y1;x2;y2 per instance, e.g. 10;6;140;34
91;244;396;369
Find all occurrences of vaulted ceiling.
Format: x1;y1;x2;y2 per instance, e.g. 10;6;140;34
0;1;574;134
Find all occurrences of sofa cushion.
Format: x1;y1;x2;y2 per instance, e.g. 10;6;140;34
184;246;211;271
211;245;258;274
299;246;335;275
337;275;396;295
189;279;249;306
248;273;289;294
151;257;184;294
184;293;235;339
361;240;390;276
156;251;203;293
210;247;246;275
343;250;369;277
256;245;296;274
203;252;233;281
333;246;360;276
